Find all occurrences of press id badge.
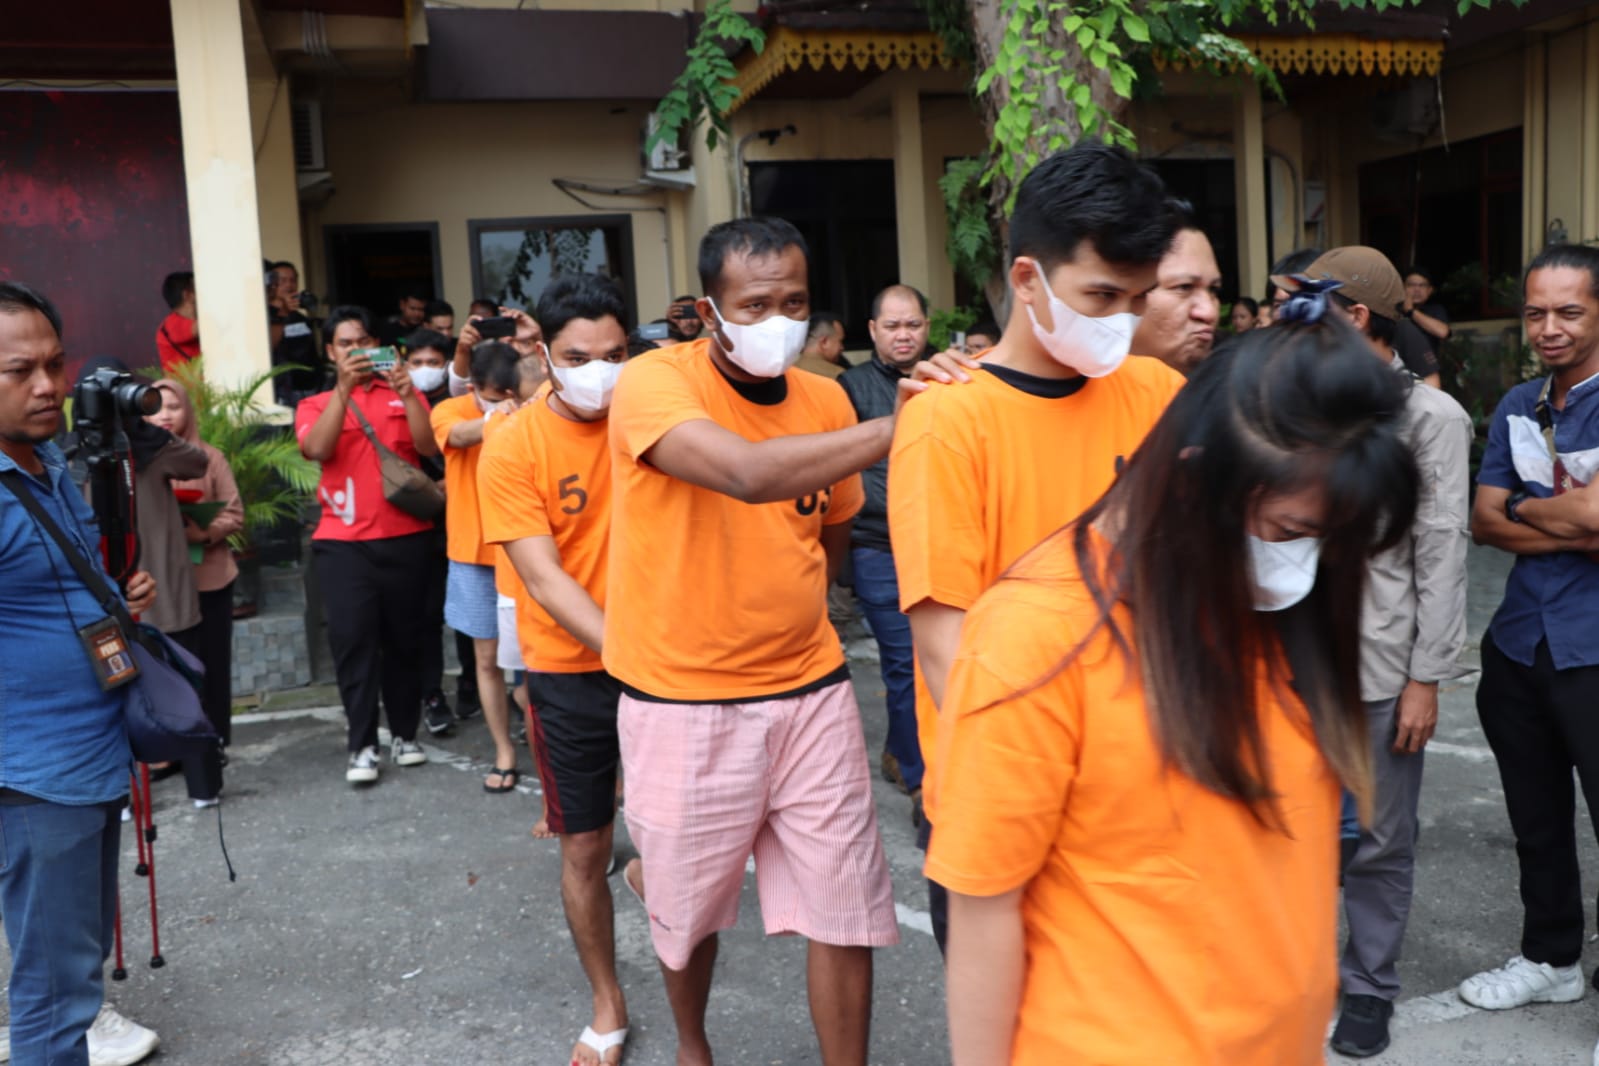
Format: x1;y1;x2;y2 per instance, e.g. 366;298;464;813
78;617;140;691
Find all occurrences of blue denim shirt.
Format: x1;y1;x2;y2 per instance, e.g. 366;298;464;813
1478;371;1599;670
0;441;131;804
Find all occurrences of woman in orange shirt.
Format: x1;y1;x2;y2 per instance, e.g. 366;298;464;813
928;292;1422;1066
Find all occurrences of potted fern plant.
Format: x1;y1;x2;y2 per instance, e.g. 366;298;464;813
157;360;319;618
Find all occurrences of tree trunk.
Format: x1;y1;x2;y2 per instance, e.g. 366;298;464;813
964;0;1132;317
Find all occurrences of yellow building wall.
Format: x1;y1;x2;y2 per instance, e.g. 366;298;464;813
250;74;305;276
306;81;677;324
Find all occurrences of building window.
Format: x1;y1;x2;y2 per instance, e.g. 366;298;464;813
1359;128;1523;319
468;215;634;310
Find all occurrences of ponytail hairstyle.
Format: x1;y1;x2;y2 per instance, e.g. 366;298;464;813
1041;302;1418;826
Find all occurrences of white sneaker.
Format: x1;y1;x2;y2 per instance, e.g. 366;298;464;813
1459;954;1584;1010
346;745;381;784
0;1005;158;1065
390;737;427;767
87;1005;159;1066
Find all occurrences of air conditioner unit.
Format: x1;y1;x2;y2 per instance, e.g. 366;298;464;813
643;112;689;172
292;100;326;171
1371;80;1439;142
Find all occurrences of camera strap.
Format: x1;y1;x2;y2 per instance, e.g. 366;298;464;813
1534;376;1573;494
0;470;145;640
347;397;417;466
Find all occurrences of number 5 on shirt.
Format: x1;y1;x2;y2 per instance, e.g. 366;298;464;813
559;474;588;515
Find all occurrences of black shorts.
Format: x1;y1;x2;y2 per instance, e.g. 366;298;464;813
525;669;622;835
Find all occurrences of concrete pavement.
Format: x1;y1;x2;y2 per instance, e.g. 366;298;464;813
5;543;1598;1064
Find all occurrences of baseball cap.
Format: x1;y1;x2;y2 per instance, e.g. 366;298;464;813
1271;246;1407;321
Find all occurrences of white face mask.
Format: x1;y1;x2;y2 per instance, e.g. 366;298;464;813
707;298;808;378
1021;258;1140;378
408;365;446;394
1247;535;1322;612
550;358;623;416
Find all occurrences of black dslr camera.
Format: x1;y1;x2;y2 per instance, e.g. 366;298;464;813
73;367;159;451
72;367;160;582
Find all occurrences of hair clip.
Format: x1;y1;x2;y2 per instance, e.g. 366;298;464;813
1273;276;1344;325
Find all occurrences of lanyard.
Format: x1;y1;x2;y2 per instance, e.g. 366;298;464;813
1534;376;1574;494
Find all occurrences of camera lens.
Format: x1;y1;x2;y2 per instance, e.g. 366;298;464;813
113;381;159;418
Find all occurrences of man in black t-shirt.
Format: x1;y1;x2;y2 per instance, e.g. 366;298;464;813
268;261;324;404
1393;316;1442;387
377;289;429;347
1403;266;1451;387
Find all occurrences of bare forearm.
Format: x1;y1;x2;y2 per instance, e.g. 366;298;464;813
739;419;893;504
301;390;349;462
1518;493;1599;538
507;543;605;652
404;397;439;457
908;602;965;711
947;891;1026;1066
1411;310;1450;341
447;417;487;449
1474;507;1599;553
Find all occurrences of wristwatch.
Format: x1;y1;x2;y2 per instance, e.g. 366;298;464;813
1505;490;1529;523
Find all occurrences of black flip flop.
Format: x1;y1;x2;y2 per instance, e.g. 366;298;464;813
483;767;520;794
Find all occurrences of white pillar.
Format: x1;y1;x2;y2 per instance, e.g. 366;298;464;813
1233;80;1269;297
891;84;931;293
169;0;273;391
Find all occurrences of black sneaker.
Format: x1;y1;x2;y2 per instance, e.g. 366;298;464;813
422;690;456;737
1330;993;1393;1057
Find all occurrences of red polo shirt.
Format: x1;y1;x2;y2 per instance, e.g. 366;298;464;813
156;312;200;372
295;381;435;542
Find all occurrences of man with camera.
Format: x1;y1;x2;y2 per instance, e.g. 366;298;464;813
664;295;703;343
0;282;162;1065
268;261;322;405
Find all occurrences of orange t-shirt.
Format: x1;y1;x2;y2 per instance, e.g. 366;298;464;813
604;338;864;701
888;356;1183;817
478;395;611;673
480;409;533;665
925;533;1340;1065
430;394;497;567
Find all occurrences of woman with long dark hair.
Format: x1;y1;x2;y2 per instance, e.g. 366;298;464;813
928;293;1421;1065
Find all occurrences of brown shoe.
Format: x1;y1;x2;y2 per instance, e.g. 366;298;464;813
880;752;909;795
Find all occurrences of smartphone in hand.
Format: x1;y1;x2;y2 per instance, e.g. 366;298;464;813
357;346;399;372
475;316;516;340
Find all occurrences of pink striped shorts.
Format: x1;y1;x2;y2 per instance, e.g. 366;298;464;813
618;678;900;970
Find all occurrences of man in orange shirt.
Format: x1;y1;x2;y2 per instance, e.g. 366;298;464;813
479;273;632;1066
888;141;1185;950
605;217;934;1066
429;341;523;792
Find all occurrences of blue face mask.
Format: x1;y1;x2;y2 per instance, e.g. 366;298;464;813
1247;535;1322;611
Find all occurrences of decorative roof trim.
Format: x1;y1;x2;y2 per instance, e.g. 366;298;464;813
1158;34;1445;78
729;27;955;113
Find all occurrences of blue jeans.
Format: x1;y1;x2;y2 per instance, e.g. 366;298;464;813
0;800;121;1066
850;547;923;791
1340;789;1361;840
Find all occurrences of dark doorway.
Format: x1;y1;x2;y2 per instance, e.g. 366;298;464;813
1359;129;1523;319
747;160;898;346
323;224;443;321
1148;159;1242;300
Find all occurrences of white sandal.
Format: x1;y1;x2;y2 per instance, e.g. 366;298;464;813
576;1025;628;1063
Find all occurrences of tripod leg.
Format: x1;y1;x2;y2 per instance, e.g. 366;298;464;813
137;764;164;968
